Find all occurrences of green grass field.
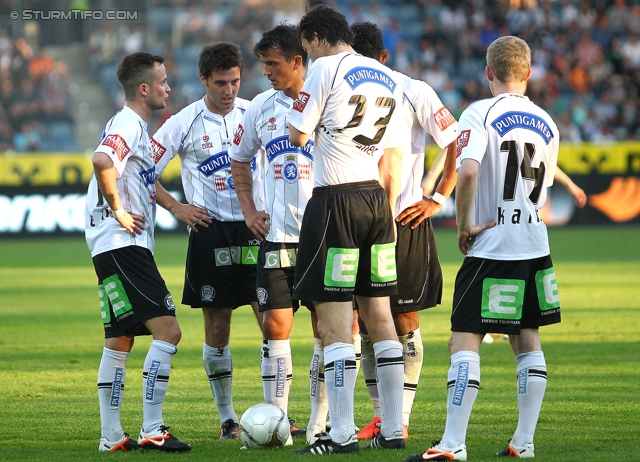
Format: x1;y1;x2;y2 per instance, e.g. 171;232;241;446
1;226;639;461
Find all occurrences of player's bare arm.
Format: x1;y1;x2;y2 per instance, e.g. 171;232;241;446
554;167;587;208
456;158;495;255
92;151;144;235
288;125;310;147
230;159;270;240
398;141;458;229
155;180;211;232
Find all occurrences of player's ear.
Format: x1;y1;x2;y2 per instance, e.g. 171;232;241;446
139;82;149;97
199;74;207;86
293;55;303;69
485;66;493;82
523;67;532;82
380;49;389;65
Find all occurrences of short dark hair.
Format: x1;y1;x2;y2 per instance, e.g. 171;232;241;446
116;52;165;101
298;4;354;47
351;22;385;60
199;42;244;79
254;23;308;66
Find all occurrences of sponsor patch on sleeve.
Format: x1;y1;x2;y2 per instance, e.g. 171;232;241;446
456;130;471;158
434;106;456;131
233;124;244;145
101;134;131;161
293;92;310;113
150;138;166;164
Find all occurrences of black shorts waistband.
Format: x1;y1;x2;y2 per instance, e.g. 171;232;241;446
312;180;381;196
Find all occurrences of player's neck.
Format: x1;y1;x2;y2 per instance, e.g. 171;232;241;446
283;78;304;100
491;81;527;97
125;100;151;122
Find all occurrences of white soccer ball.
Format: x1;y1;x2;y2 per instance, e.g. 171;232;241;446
239;403;290;449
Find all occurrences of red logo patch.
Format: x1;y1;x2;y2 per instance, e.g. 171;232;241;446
150;138;166;164
203;135;210;142
293;92;310;112
233;124;244;145
434;106;456;131
102;134;131;161
456;130;470;158
269;117;276;124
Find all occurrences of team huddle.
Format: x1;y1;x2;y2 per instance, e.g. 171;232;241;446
85;5;562;460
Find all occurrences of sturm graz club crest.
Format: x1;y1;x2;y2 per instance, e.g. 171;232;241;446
257;287;268;305
164;294;176;310
282;155;298;184
201;285;215;302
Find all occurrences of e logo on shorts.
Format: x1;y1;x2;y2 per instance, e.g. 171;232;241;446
324;248;359;287
535;268;560;310
481;278;525;320
100;274;133;321
371;243;396;282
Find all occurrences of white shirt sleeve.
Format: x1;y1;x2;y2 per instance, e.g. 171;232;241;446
95;120;141;177
151;113;185;177
228;100;262;162
455;104;487;170
288;58;331;135
412;79;459;149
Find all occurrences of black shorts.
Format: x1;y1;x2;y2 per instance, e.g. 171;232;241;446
293;181;397;302
392;217;442;313
451;255;561;335
92;246;177;338
183;220;259;309
256;240;313;312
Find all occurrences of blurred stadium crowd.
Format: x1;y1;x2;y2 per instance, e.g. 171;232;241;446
0;31;75;152
2;0;640;152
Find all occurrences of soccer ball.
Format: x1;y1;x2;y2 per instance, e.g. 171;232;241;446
239;403;290;449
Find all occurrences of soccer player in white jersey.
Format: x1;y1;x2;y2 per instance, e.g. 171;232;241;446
404;36;562;461
229;24;313;442
85;52;190;453
152;43;262;440
288;5;406;454
350;22;458;441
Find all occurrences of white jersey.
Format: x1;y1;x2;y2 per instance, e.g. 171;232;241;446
394;70;458;215
229;89;314;243
152;96;263;222
456;93;559;260
85;106;156;257
288;51;404;186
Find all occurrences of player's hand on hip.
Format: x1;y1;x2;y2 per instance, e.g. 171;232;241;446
117;212;146;236
175;204;212;232
396;198;441;229
245;210;270;241
457;221;496;255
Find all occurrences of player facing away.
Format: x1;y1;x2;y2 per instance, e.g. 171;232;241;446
404;36;562;461
288;5;406;454
350;21;459;441
152;43;263;440
229;24;313;442
85;52;190;452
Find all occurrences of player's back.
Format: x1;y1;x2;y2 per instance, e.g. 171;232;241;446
291;52;404;186
457;93;559;260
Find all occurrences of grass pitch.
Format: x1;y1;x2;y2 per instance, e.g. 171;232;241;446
0;226;638;461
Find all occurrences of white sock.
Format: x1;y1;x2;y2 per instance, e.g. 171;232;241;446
360;333;381;418
353;333;362;377
307;337;328;430
374;340;404;438
400;328;423;428
98;348;128;441
142;340;176;433
203;343;238;424
261;339;292;415
325;342;357;444
441;351;480;448
511;351;547;448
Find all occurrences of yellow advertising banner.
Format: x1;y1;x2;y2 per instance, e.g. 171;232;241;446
425;141;640;175
0;153;183;186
